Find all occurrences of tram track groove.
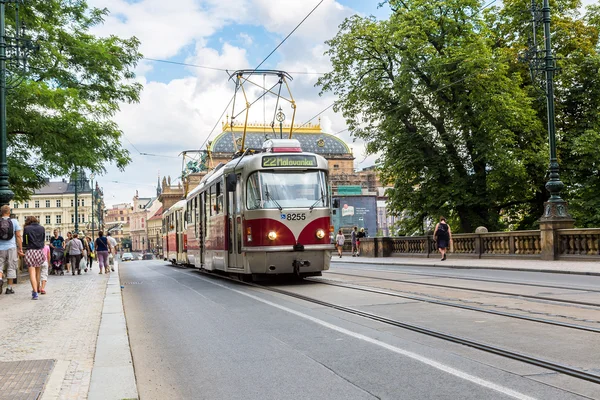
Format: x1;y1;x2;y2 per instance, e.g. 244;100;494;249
194;270;600;386
334;267;600;293
306;277;600;333
326;271;600;308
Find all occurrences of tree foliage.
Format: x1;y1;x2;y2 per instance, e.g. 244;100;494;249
6;0;142;200
319;0;600;232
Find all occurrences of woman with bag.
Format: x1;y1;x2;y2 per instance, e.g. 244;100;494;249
95;231;110;274
433;216;452;261
23;216;45;300
335;229;345;258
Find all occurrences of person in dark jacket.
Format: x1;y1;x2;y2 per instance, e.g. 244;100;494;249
356;228;366;256
433;216;452;261
23;216;45;300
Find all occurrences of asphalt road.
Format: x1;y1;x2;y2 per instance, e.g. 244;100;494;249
120;260;593;400
330;262;600;289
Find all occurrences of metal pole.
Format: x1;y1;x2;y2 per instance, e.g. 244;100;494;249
90;175;94;240
542;0;564;203
74;169;78;234
0;2;13;206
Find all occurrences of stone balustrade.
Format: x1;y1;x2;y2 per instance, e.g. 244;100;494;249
557;229;600;258
352;228;599;260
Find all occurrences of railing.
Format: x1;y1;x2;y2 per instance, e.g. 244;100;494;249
558;229;600;258
339;228;600;260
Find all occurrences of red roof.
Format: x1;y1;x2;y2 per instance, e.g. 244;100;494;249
148;207;163;221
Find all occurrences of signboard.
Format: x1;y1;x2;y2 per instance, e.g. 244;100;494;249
338;185;362;195
332;195;377;237
262;155;317;168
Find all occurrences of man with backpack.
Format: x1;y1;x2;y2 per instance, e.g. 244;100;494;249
0;205;24;295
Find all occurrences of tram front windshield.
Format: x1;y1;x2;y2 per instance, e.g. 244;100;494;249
246;171;328;210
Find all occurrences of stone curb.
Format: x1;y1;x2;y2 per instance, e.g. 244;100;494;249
88;262;138;400
330;259;600;277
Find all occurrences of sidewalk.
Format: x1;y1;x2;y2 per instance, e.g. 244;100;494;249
0;260;137;400
331;255;600;276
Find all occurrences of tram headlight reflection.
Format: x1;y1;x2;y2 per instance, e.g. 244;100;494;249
268;231;277;241
316;229;326;239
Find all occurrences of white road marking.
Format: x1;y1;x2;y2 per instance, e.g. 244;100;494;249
182;271;538;400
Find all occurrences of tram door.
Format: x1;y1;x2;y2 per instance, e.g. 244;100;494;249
200;192;206;266
227;174;243;269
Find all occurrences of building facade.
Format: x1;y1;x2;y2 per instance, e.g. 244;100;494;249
105;203;132;247
147;207;163;254
9;176;104;241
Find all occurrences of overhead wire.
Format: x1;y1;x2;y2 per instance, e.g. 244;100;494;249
199;0;325;152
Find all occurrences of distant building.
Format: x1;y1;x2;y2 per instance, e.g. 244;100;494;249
9;175;104;241
147;207;163;254
208;121;355;191
105;203;132;246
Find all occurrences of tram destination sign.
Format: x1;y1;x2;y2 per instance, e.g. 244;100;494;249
262;155;317;168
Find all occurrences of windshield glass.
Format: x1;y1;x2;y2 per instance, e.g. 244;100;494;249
246;171;328;210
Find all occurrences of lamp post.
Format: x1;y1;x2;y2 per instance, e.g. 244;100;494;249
0;1;35;206
524;0;574;259
90;173;95;240
537;0;571;221
73;169;79;234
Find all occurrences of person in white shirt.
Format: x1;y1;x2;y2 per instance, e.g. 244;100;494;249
107;232;118;272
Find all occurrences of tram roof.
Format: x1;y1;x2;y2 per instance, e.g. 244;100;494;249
164;199;186;214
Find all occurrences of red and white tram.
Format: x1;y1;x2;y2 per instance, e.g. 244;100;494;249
165;138;333;278
162;199;187;264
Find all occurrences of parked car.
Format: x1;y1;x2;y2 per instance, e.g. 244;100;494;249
122;253;134;261
136;254;143;260
142;254;154;260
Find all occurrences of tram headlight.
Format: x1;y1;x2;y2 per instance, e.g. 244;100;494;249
268;231;277;241
316;229;326;239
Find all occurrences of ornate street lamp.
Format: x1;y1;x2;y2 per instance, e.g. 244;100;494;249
0;0;36;205
90;173;95;239
525;0;572;221
276;106;285;139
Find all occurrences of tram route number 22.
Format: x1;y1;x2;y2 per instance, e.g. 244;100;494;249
281;213;306;221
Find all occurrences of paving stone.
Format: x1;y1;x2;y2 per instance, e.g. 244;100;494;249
0;264;108;400
0;359;54;400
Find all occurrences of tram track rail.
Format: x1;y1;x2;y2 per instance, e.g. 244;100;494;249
196;269;600;385
326;271;600;308
335;266;600;294
307;277;600;333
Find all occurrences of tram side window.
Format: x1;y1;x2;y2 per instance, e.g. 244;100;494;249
216;182;223;215
246;173;261;210
209;185;214;216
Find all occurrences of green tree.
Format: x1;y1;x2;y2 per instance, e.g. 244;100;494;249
319;0;600;232
7;0;142;200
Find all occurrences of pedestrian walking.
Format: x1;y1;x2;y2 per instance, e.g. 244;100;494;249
335;229;345;258
107;232;117;272
95;231;110;274
86;235;94;271
49;229;65;275
23;216;45;300
433;216;452;261
64;231;73;273
351;226;358;257
69;233;84;275
0;205;23;295
40;243;50;294
356;227;366;256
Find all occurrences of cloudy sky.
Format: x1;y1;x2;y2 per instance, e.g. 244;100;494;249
87;0;596;207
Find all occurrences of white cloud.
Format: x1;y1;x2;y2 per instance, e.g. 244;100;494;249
238;33;253;46
86;0;367;206
87;0;240;59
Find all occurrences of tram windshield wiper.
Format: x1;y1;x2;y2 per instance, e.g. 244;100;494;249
264;185;283;211
309;190;325;212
